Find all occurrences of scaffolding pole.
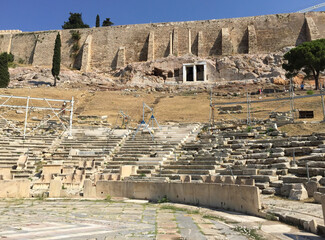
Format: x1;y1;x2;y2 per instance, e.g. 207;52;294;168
23;96;30;139
69;97;74;136
246;92;251;126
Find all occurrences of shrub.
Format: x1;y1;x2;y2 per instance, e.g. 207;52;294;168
70;30;81;41
158;195;169;203
72;44;79;55
307;90;314;95
7;53;14;62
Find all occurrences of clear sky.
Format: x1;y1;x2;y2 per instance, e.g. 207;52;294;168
2;0;325;32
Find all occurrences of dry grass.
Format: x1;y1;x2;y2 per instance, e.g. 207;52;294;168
0;86;324;135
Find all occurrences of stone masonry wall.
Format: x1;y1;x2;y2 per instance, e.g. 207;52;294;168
0;12;324;71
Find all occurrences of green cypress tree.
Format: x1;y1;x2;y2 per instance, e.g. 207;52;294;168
0;53;10;88
51;33;61;87
96;14;100;27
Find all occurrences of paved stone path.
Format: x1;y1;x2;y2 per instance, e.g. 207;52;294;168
262;195;324;226
0;199;322;240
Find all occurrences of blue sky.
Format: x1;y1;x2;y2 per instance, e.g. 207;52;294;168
1;0;325;32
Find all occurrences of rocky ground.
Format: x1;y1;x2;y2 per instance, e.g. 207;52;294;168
8;47;312;91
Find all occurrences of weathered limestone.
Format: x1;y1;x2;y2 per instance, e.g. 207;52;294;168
120;165;138;179
147;32;155;61
288;184;308;201
305;181;319;197
306;17;320;41
197;31;204;57
169;32;173;56
116;47;125;69
247;25;257;54
3;12;325;71
7;34;12;53
0;180;30;198
95;181;261;215
0;168;12;180
83;179;96;198
17;155;28;170
32;31;57;66
49;179;62;198
221;28;232;55
188;29;192;54
80;35;92;72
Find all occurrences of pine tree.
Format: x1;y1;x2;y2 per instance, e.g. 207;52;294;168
283;39;325;90
62;12;90;29
51;33;61;87
102;18;114;27
0;53;10;88
96;14;100;27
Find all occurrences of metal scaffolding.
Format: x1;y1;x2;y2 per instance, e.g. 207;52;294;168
0;95;74;138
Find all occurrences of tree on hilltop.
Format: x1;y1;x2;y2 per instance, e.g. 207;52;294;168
102;18;114;27
51;33;61;87
0;52;10;88
96;14;100;27
62;12;90;29
282;39;325;90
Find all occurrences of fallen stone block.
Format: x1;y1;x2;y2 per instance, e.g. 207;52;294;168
288;184;308;201
309;219;318;234
281;183;295;197
305;181;319;198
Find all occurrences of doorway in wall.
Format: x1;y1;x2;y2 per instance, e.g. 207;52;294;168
196;65;204;81
186;66;193;81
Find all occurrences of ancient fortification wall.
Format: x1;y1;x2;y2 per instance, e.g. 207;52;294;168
0;12;324;71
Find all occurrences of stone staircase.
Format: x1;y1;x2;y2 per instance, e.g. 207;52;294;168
0;135;59;179
102;124;201;179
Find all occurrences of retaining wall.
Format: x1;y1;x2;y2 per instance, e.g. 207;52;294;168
90;181;261;215
0;12;324;71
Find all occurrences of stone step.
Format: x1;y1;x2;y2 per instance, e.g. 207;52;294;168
167;160;218;165
163;165;216;170
288;167;324;177
176;169;213;175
